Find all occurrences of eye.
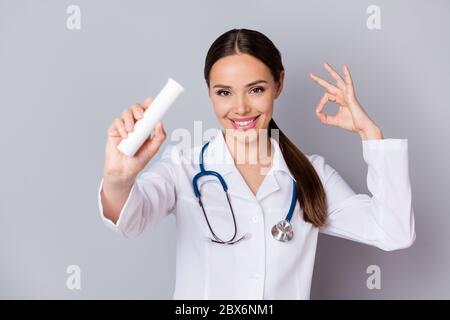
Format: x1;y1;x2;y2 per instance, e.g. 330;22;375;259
216;90;231;97
251;86;265;94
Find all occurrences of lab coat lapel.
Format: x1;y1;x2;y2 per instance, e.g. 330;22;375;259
204;130;296;202
255;136;295;201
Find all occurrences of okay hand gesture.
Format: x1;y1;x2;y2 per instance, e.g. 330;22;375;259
310;63;383;140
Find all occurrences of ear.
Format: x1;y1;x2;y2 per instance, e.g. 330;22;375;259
275;70;285;99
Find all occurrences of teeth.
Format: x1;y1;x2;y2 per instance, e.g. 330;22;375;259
233;117;257;127
237;120;252;126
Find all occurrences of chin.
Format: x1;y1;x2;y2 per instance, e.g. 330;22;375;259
224;127;260;144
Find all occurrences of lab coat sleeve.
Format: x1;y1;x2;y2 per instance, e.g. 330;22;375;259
97;145;178;238
315;138;416;251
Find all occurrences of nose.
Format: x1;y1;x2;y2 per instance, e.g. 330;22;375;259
234;94;251;115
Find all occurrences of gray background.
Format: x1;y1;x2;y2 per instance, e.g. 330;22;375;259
0;0;449;299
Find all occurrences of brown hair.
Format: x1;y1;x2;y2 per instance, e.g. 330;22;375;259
204;28;327;227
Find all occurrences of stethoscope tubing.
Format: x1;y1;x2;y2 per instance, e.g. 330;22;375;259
192;139;297;244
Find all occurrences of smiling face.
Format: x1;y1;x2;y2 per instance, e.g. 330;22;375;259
208;53;284;145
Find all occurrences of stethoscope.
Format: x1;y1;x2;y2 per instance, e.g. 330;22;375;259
192;139;298;245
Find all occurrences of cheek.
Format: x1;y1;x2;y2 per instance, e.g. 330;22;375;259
252;95;274;114
211;98;233;118
253;97;274;127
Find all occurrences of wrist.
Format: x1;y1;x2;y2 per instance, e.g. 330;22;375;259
103;174;136;190
358;125;384;140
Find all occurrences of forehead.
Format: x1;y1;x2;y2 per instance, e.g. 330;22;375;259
209;54;272;86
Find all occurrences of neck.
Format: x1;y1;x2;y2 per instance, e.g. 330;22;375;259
223;130;273;167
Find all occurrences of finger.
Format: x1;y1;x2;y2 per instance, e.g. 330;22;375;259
315;93;340;127
343;64;355;93
324;62;345;89
309;73;340;95
122;108;135;132
131;104;145;120
316;109;339;126
137;122;166;158
114;118;128;138
142;97;153;110
107;122;121;137
315;92;336;114
152;121;166;144
159;121;167;137
315;93;328;114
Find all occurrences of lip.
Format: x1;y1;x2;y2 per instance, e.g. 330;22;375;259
229;114;261;131
230;115;260;122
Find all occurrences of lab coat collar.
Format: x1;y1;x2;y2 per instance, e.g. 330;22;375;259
203;129;295;201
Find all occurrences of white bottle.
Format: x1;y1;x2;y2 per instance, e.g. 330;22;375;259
117;78;184;157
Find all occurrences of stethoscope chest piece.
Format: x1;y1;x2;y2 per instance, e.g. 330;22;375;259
271;219;294;242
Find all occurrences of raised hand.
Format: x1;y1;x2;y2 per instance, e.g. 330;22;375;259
310;63;383;140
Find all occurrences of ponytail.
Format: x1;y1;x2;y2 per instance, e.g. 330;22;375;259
269;119;328;227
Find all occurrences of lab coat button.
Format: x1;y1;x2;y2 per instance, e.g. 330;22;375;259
252;216;259;223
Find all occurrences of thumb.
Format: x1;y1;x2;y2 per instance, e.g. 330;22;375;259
151;121;167;146
142;96;153;110
135;122;166;160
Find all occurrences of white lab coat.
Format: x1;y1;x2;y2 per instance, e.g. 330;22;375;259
97;129;416;300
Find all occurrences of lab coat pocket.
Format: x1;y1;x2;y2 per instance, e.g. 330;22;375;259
201;204;239;242
176;194;213;241
203;207;244;299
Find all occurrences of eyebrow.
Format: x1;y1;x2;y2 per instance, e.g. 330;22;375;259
212;80;268;89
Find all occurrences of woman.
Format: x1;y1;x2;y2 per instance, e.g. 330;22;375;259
98;28;415;299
